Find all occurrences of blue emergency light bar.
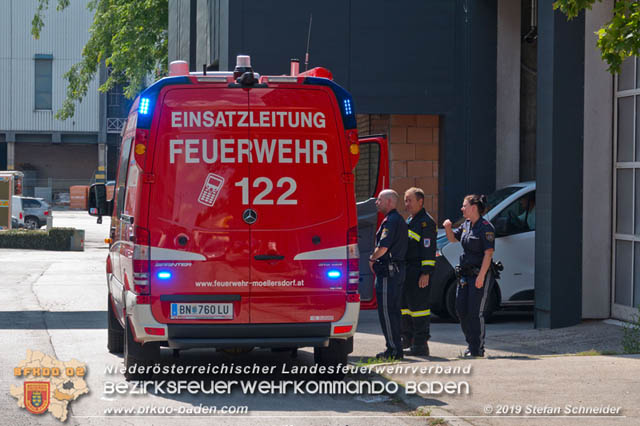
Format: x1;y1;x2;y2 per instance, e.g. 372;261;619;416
139;98;150;115
304;77;357;130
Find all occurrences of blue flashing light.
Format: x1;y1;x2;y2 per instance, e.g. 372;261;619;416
139;98;151;115
327;270;341;279
303;77;357;130
157;271;172;280
344;99;352;115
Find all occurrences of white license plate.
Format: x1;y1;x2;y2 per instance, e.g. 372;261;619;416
170;303;233;319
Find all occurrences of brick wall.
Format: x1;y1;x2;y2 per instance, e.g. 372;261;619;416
389;114;439;221
357;113;440;221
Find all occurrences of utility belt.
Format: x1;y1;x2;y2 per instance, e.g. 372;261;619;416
373;257;403;278
455;264;480;278
455;261;504;279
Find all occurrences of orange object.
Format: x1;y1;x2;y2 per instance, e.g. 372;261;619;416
69;186;89;209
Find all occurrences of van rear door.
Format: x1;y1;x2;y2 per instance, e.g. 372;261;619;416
354;136;389;308
149;87;251;324
247;87;349;324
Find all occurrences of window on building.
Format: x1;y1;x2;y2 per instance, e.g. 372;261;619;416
34;56;53;110
614;57;640;310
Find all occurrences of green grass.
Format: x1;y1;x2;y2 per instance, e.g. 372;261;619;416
412;407;432;417
354;356;403;367
574;349;614;356
622;306;640;354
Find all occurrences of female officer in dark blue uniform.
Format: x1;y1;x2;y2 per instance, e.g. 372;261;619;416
443;194;495;358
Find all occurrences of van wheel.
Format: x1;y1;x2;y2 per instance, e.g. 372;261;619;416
123;319;159;381
314;337;352;368
445;281;459;322
107;296;124;354
25;217;39;229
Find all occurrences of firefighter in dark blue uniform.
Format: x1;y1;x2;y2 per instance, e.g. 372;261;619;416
401;187;437;356
443;194;495;357
369;189;408;360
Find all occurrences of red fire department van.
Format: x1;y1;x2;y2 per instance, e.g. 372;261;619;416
89;56;387;378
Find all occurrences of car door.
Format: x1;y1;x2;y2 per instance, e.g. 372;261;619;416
491;190;536;303
354;135;389;309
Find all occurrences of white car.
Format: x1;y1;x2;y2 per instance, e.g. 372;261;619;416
11;195;25;229
430;182;536;319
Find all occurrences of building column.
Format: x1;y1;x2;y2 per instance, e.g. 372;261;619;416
6;133;16;171
535;1;584;328
582;1;613;319
97;144;107;183
496;0;521;188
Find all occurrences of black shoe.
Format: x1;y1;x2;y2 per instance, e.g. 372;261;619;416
407;343;430;357
401;336;412;350
462;348;484;358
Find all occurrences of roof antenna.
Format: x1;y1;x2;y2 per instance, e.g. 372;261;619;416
304;14;312;71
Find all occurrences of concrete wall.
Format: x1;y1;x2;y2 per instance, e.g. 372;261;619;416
496;0;521;188
582;0;613;319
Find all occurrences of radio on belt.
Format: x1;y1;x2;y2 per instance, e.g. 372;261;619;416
87;54;389;380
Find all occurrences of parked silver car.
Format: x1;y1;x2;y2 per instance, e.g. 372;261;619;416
20;197;52;229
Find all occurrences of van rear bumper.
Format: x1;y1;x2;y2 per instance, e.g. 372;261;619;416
167;322;331;349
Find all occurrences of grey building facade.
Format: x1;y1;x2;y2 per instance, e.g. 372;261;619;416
0;0;128;200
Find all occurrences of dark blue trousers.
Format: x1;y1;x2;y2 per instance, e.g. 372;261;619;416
375;267;405;355
455;269;494;355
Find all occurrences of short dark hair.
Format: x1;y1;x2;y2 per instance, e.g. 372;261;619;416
405;187;425;202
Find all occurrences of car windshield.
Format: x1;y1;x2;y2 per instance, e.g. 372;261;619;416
450;186;523;227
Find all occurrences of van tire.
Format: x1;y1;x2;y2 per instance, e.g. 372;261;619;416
25;216;40;229
123;318;159;381
107;296;124;354
445;281;459;322
314;337;352;367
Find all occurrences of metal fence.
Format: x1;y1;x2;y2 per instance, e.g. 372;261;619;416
22;178;92;207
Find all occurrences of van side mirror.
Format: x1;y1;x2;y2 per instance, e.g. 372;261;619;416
88;184;113;223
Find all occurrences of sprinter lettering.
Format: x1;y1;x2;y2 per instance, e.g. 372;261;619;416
169;139;328;165
171;110;326;129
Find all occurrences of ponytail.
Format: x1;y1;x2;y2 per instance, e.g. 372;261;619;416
464;194;488;215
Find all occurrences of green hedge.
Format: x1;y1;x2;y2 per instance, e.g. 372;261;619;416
0;227;78;251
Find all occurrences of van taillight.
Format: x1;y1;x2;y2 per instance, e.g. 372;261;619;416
133;226;150;299
20;212;23;220
134;128;149;167
347;226;359;294
345;129;360;170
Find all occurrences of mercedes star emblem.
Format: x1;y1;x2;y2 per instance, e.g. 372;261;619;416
243;209;257;224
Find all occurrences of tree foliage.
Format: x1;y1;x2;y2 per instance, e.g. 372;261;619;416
554;0;640;73
32;0;168;120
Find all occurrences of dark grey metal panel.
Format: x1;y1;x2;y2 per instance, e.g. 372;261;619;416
535;1;584;329
349;0;458;114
